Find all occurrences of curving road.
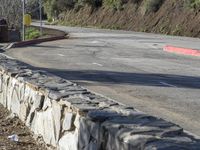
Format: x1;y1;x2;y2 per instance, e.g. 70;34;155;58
5;23;200;136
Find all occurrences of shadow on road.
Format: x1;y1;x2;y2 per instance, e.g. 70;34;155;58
36;68;200;89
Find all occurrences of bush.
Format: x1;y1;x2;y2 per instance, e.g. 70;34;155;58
83;0;103;7
43;0;57;19
143;0;164;13
25;27;40;40
56;0;75;10
44;0;75;20
103;0;128;10
47;17;53;23
131;0;141;4
184;0;200;11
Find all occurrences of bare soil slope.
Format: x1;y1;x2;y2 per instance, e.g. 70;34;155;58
0;104;46;150
59;0;200;38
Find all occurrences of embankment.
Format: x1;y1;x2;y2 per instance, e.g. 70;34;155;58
59;0;200;38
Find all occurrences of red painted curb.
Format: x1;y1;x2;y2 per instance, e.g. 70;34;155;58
164;45;200;56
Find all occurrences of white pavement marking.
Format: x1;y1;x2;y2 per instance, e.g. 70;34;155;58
58;54;65;57
92;62;103;66
160;81;177;87
91;40;100;44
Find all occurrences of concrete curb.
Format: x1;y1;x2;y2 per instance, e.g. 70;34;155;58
6;25;69;49
10;35;68;48
164;45;200;56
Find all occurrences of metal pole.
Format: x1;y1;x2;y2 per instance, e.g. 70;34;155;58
22;0;25;41
39;0;42;35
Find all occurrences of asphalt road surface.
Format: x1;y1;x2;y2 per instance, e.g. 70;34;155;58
5;23;200;136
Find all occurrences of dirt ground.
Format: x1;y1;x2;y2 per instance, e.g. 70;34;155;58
59;0;200;38
0;104;46;150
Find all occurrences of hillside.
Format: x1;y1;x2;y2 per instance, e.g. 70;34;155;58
46;0;200;37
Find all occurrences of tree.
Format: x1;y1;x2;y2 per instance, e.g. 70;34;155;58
26;0;40;19
0;0;22;28
43;0;75;20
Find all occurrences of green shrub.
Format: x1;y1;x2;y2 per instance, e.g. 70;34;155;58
184;0;200;11
103;0;128;10
131;0;141;4
47;18;53;22
143;0;164;13
83;0;102;7
43;0;57;19
25;27;40;40
44;0;75;20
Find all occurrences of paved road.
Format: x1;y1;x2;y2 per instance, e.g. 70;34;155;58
5;24;200;136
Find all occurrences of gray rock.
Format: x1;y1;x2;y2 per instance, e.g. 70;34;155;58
84;139;98;150
62;112;74;131
144;139;200;150
31;107;57;146
0;74;3;93
86;120;100;140
10;87;21;115
87;109;121;122
52;100;62;143
78;118;91;149
42;97;52;111
25;106;35;127
32;93;44;110
59;131;78;150
19;103;29;122
48;90;89;100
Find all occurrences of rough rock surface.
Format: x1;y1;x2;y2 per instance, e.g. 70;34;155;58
0;54;199;150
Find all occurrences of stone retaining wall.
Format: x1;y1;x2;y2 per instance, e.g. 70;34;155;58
0;54;199;150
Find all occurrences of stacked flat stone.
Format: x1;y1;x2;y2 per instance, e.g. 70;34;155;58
0;54;199;150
